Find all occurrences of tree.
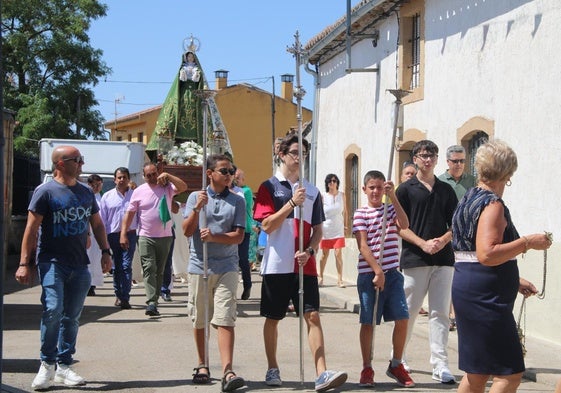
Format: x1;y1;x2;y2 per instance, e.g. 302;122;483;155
2;0;111;157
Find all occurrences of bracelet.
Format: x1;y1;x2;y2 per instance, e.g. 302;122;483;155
19;263;29;267
288;199;296;208
522;236;529;256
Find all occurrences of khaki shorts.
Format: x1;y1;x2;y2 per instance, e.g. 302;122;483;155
188;271;238;329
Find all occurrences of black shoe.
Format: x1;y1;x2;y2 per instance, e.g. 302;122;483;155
161;293;172;302
145;304;160;316
87;286;96;296
241;287;251;300
120;300;131;309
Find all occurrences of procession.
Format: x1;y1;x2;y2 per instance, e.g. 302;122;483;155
3;1;561;393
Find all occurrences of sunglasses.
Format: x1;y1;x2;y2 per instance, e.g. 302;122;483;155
329;179;338;183
214;168;236;176
448;159;465;164
63;155;85;164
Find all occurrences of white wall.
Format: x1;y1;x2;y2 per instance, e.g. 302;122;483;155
314;0;561;345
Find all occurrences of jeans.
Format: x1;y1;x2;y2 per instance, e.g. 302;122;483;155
38;262;91;365
138;236;173;305
238;233;252;290
108;231;136;302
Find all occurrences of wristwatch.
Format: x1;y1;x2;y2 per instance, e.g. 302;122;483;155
307;247;315;257
101;248;113;256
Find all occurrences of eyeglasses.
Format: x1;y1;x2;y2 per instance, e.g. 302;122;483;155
448;159;465;164
329;179;338;183
415;153;438;161
214;168;236;176
287;150;308;159
63;155;85;164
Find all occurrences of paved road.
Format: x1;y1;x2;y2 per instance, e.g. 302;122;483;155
2;266;557;392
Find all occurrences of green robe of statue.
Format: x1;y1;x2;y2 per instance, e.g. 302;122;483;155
147;51;208;151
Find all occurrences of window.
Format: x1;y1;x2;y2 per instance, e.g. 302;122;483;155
137;132;144;143
345;154;359;237
467;131;489;178
410;13;421;90
399;1;425;103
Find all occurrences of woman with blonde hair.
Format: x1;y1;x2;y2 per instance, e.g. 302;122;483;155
451;140;552;393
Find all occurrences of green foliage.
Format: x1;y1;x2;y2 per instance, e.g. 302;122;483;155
2;0;112;157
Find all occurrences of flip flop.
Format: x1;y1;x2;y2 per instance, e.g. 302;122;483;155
222;370;245;392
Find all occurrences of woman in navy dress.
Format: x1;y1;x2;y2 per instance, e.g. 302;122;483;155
451;140;552;393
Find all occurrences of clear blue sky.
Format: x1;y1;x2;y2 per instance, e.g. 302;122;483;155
89;1;354;126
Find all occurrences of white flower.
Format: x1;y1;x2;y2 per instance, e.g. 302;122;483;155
165;141;204;166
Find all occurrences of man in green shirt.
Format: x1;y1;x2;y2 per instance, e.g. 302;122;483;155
438;145;475;201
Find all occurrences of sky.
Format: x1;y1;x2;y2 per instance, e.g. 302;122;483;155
89;1;356;126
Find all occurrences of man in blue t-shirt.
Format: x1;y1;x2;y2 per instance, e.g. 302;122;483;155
15;145;112;390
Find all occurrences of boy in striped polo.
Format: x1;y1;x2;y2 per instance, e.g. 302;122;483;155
353;170;414;388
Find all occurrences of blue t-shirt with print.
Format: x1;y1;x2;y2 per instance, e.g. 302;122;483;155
29;180;98;267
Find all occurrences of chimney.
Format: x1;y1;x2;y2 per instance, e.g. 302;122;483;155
281;74;294;101
215;70;229;90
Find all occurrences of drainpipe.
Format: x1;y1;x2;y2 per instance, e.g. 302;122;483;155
304;62;319;185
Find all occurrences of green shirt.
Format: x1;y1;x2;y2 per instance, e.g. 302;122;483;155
438;171;476;201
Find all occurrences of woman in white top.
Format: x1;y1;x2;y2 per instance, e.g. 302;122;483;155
319;174;347;287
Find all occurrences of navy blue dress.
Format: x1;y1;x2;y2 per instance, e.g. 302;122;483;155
451;187;524;375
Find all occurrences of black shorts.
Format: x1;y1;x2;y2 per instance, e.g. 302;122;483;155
260;273;320;320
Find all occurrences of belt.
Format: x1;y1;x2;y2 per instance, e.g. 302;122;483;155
454;251;479;263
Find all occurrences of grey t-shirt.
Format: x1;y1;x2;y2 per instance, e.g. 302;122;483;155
185;186;245;274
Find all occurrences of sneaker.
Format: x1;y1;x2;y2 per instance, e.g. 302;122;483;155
265;367;282;386
145;304;160;316
359;366;374;387
315;370;348;392
432;366;456;384
386;362;415;388
54;363;86;386
31;361;56;390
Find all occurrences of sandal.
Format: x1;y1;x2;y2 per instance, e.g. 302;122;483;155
221;370;245;392
192;365;210;384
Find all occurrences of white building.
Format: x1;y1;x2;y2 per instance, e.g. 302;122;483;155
305;0;560;345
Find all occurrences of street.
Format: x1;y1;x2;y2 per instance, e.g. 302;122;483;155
2;267;556;392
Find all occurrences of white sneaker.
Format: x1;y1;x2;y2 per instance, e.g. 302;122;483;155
31;361;56;390
315;370;348;392
265;367;282;386
432;366;456;384
54;363;86;386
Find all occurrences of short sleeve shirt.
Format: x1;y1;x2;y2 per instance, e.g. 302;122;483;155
396;176;458;268
126;182;177;238
29;180;98;267
253;172;324;275
185;186;245;275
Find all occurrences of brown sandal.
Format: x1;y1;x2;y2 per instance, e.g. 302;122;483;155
192;365;210;384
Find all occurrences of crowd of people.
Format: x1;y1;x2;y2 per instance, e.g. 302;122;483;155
14;135;557;393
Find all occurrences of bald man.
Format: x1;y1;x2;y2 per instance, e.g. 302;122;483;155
16;145;112;390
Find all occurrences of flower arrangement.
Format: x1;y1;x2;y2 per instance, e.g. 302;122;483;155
164;141;204;166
